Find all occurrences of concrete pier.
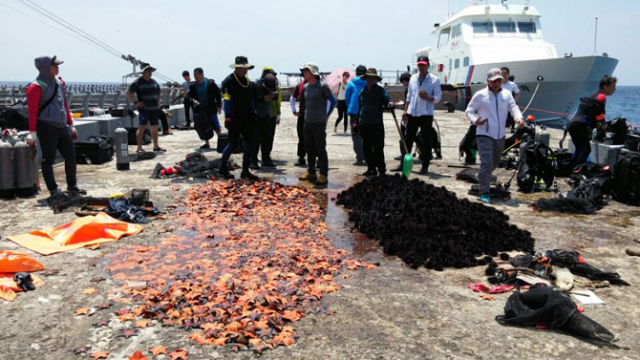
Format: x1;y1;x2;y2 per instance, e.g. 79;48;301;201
0;105;638;359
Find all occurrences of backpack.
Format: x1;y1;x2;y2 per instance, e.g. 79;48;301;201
516;141;555;193
612;151;640;206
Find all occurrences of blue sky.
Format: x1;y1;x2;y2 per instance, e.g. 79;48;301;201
0;0;638;85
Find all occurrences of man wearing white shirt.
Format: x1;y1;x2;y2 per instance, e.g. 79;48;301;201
465;68;525;203
501;67;520;133
392;56;441;175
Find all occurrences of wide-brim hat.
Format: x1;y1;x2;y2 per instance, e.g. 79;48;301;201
487;68;503;81
141;63;156;72
230;56;255;70
363;68;382;81
300;62;320;76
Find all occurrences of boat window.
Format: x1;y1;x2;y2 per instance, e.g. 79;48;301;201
472;22;493;33
454;59;460;69
495;21;516;33
452;24;462;38
518;21;536;33
463;57;470;67
438;28;451;49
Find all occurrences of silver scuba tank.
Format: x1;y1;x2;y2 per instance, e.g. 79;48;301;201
535;127;550;146
115;125;130;170
14;136;36;197
0;133;16;198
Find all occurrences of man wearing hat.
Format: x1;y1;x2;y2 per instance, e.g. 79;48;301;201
251;68;280;168
465;68;524;203
393;55;441;175
219;56;259;180
125;63;164;153
344;64;368;166
26;55;85;198
358;68;391;176
298;62;337;185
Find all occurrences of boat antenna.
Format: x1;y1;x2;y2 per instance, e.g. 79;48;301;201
593;17;599;55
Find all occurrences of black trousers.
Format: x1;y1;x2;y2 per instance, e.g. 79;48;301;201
37;121;77;192
183;99;192;125
304;122;328;175
361;122;386;173
158;109;169;133
403;115;433;168
252;116;277;162
334;100;348;131
221;119;258;172
568;121;591;166
296;115;306;159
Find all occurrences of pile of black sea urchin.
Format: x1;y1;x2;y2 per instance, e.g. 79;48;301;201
336;175;535;270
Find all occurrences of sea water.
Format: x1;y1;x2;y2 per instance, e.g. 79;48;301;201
1;81;638;125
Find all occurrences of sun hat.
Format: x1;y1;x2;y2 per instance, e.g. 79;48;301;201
230;56;255;70
300;62;320;76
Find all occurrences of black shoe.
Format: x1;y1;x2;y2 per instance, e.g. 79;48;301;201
294;158;306;167
378;169;386;176
250;162;261;170
362;169;377;177
435;153;443;160
67;186;87;195
200;143;210;149
240;171;259;181
394;155;402;161
391;165;403;172
353;160;366;166
262;159;276;167
219;168;234;180
419;166;429;175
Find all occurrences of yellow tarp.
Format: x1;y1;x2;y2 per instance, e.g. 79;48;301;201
7;212;143;255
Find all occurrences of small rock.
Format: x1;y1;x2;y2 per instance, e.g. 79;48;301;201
30;343;40;350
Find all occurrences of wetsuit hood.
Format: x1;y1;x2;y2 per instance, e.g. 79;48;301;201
34;56;54;80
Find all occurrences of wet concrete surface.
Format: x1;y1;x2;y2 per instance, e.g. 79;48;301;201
1;108;639;359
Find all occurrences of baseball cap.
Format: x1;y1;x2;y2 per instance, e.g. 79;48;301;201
51;55;64;65
417;56;429;65
261;73;277;92
487;68;503;81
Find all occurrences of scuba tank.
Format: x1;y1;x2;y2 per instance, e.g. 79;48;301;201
114;125;130;170
13;136;36;197
535;125;550;146
0;132;16;198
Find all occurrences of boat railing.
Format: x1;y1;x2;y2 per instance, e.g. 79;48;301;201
0;84;181;116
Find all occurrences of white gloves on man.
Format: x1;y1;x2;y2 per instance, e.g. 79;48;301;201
26;132;37;147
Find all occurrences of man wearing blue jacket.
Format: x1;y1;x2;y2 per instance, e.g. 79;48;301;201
344;65;367;166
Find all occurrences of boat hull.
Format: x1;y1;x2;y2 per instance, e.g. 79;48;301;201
442;56;618;127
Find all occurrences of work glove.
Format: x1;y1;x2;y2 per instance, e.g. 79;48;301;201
276;115;281;125
13;272;35;291
26;132;38;147
70;126;78;140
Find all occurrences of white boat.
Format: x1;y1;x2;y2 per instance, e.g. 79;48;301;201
416;0;618;126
